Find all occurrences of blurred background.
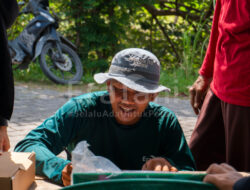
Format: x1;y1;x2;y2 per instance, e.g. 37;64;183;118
8;0;215;96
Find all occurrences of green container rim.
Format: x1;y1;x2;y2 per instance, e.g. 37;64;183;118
62;178;217;190
72;172;207;184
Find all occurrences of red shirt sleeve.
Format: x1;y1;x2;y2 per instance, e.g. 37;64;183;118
199;0;221;78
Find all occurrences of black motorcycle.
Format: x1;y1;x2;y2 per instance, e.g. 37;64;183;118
9;0;83;84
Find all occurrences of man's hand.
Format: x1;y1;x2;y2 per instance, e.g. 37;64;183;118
62;163;72;186
203;163;243;190
142;157;178;172
189;75;212;115
0;126;10;154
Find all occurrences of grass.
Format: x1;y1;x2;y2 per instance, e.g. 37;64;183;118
159;68;198;97
13;62;198;97
13;61;107;92
13;61;50;84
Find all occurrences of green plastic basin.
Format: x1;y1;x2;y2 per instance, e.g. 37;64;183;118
62;178;218;190
73;172;207;184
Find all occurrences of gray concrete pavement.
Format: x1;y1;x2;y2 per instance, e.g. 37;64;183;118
8;84;197;152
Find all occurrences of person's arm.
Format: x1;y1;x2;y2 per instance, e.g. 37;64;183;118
143;115;196;171
14;99;82;185
199;0;221;78
0;0;18;29
0;0;18;153
189;1;222;115
203;163;249;190
160;113;196;171
0;115;8;126
0;125;10;152
141;111;195;172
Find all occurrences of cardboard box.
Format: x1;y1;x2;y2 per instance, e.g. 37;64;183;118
0;152;35;190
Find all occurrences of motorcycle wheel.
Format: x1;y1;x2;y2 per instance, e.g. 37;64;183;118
40;42;83;84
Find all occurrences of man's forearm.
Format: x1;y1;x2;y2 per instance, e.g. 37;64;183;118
15;142;70;185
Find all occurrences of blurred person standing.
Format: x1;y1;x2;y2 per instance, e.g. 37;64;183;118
0;0;18;152
189;0;250;171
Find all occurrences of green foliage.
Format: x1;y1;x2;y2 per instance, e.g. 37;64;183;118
64;0;154;73
160;68;198;96
13;61;50;83
181;12;211;79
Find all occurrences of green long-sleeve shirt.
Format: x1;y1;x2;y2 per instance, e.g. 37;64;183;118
15;91;196;185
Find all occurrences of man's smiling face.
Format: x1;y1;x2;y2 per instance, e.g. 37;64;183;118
107;80;157;125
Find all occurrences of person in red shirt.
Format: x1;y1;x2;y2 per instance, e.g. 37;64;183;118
189;0;250;171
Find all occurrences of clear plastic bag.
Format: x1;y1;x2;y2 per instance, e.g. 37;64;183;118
72;141;121;173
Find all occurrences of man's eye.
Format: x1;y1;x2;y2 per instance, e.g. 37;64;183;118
113;87;123;94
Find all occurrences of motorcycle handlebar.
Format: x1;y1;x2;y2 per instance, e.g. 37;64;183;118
17;1;58;22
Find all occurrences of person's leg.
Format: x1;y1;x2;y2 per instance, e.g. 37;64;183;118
189;90;225;170
221;102;250;171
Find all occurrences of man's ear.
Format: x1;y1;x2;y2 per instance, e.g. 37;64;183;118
150;93;158;101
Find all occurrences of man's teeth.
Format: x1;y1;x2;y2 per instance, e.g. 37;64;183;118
121;107;134;112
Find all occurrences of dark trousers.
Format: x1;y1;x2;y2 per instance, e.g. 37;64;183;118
189;90;250;171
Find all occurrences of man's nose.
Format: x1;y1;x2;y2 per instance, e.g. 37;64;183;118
121;92;135;103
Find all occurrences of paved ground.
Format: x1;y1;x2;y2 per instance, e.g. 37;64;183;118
8;83;197;153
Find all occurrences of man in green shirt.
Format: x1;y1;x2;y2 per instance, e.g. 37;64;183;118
15;48;196;186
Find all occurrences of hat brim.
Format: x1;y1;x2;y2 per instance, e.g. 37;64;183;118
94;73;170;93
